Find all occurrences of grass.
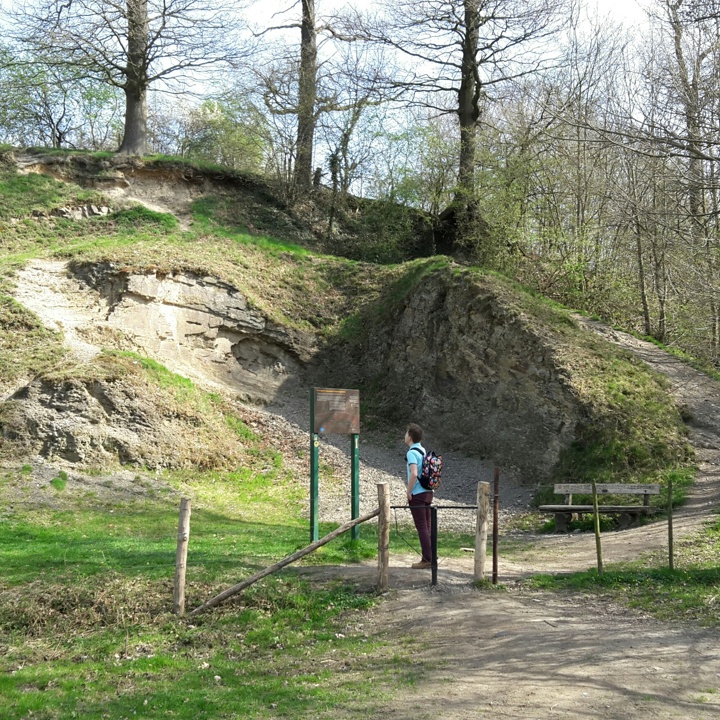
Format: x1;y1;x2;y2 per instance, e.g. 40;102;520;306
533;327;695;508
0;295;67;394
335;257;451;343
0;168;102;219
50;470;68;491
0;458;426;720
524;514;720;626
0;152;696;499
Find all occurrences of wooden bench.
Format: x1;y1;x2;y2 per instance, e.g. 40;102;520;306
538;483;661;532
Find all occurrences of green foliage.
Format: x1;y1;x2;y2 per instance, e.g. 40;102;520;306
367;120;456;217
0;48;123;151
181;99;266;173
333;199;433;263
526;518;720;625
111;206;179;231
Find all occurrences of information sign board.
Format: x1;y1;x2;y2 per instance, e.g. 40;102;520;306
311;388;360;435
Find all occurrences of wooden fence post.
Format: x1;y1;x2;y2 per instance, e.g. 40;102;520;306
668;474;674;570
493;468;500;584
474;482;490;581
591;479;603;576
377;483;390;591
174;498;191;615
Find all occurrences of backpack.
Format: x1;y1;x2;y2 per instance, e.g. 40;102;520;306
418;450;442;491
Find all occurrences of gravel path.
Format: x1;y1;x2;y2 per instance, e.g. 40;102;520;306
264;386;533;536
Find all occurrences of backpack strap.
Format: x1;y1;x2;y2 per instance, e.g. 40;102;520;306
409;447;425;465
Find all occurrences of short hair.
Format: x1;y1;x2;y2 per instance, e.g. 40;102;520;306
406;423;423;443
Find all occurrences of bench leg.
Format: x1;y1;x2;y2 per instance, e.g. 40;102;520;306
618;512;634;530
555;512;572;533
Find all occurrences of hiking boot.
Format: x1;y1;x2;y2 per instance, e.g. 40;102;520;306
411;560;432;569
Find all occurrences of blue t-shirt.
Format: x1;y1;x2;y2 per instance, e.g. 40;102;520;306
406;443;429;495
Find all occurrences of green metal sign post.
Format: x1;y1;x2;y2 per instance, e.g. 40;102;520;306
309;388;361;543
310;431;320;543
351;433;360;541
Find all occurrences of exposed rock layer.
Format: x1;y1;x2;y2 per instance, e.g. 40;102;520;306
74;262;314;403
316;270;582;482
7;262;602;482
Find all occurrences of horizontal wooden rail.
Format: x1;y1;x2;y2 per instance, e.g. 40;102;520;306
390;504;479;510
553;483;660;495
188;508;380;616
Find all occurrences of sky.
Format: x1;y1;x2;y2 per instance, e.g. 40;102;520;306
590;0;648;27
0;0;652;31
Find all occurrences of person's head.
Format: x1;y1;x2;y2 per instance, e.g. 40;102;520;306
405;423;423;445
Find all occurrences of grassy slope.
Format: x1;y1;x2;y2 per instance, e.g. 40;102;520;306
0;151;717;718
333;262;693;507
0;157;436;719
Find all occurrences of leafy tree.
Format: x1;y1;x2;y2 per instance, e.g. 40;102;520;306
367;116;457;218
0;46;122;149
181;100;266;172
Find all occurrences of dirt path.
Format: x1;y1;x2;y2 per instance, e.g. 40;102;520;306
364;586;720;720
311;323;720;720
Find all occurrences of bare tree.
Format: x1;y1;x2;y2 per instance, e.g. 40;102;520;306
10;0;249;154
0;45;122;149
351;0;567;257
256;5;400;200
638;0;720;360
251;0;324;194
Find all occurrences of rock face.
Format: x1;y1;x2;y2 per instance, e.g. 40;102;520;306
8;260;587;480
3;261;314;467
2;373;243;469
74;263;314;403
317;270;583;483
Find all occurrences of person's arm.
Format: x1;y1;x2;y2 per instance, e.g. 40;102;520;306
407;462;418;502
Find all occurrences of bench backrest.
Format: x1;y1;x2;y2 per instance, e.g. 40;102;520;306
554;483;660;495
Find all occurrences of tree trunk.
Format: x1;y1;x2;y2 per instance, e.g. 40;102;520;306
453;0;486;256
456;0;480;204
118;83;148;154
118;0;149;155
633;219;652;337
294;0;317;194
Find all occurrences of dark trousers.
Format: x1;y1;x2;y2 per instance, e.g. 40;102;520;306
409;491;433;562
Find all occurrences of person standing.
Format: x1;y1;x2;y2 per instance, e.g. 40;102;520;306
405;423;433;569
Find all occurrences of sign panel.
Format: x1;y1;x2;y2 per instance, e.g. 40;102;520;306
312;388;360;435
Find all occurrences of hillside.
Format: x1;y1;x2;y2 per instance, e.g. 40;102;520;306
2;149;720;720
0;148;692;494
